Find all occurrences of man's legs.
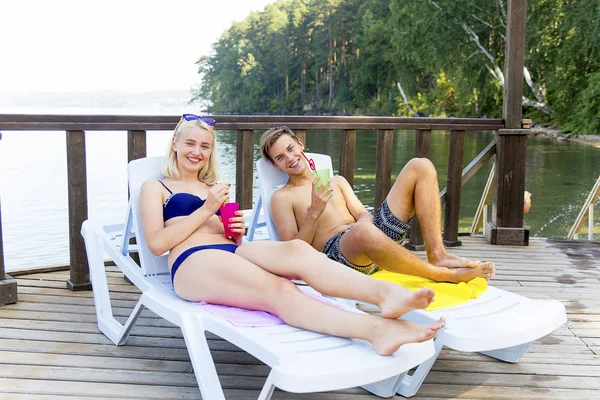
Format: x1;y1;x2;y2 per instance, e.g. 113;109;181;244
384;157;494;269
337;222;494;283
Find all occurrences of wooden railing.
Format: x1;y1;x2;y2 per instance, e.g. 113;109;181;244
0;114;523;291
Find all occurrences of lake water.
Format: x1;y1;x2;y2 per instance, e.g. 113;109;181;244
1;107;599;271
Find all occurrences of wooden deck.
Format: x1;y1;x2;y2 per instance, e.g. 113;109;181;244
0;236;598;399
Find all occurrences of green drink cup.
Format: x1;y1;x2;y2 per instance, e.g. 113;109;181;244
314;168;331;190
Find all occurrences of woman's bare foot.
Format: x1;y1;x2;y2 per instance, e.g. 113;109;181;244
450;262;495;283
379;286;436;319
430;252;483;269
371;317;446;356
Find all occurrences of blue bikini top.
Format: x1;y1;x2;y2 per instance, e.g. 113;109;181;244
159;181;220;221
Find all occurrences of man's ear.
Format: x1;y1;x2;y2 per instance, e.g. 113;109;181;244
298;138;305;150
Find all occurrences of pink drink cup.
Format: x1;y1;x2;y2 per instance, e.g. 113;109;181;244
220;202;240;238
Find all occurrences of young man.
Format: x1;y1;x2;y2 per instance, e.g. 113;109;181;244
259;126;495;284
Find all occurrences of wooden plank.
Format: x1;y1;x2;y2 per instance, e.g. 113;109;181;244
443;130;465;246
426;371;600;389
65;130;91;291
0;338;256;364
0;394;119;400
374;129;393;209
0;318;182;338
339;129;356;187
0;378;202;399
0;113;504;125
15;277;140;292
0;121;506;132
16;285;140;300
417;384;599;399
236;129;254;210
0;350;194;372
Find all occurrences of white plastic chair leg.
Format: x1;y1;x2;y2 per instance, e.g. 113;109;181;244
181;314;226;400
120;203;134;255
361;371;407;397
481;341;533;363
84;222;141;345
257;373;276;400
247;195;263;241
397;337;445;398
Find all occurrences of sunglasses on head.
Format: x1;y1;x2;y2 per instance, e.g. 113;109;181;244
174;114;216;133
183;114;216;126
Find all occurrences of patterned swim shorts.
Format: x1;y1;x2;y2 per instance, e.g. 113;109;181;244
322;229;381;275
321;199;411;275
373;199;411;244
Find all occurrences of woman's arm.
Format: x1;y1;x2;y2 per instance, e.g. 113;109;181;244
139;180;216;256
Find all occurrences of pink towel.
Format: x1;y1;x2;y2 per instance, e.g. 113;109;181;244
196;286;346;327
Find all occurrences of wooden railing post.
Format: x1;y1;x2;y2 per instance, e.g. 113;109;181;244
339;129;356;187
236;129;255;210
443;130;465;247
406;129;432;251
0;132;18;306
127;130;147;162
375;129;393;210
126;130;146;272
486;0;530;245
66;130;92;291
294;129;307;144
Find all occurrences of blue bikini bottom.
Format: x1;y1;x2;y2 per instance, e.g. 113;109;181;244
170;243;238;284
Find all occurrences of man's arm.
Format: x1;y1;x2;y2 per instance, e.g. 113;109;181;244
271;177;332;244
337;176;373;223
270;189;302;241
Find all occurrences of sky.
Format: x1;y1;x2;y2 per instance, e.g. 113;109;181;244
0;0;274;93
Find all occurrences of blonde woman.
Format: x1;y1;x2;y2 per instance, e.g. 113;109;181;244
139;114;445;356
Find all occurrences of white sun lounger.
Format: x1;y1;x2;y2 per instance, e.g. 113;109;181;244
251;153;567;397
80;156;437;399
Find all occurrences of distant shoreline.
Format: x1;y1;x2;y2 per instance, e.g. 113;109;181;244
531;124;600;149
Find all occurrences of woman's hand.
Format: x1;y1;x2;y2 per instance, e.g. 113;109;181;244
205;182;230;214
228;211;246;246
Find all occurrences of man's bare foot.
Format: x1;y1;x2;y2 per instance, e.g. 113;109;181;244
430;252;483;269
450;262;495;283
371;317;446;356
380;286;436;319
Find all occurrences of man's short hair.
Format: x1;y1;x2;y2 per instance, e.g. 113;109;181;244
259;126;300;163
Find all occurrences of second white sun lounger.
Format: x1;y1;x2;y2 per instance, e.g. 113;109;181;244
252;153;567;397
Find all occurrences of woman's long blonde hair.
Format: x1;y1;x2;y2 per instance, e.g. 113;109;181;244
162;118;220;185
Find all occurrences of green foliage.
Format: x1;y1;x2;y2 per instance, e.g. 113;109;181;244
194;0;599;133
564;72;600;134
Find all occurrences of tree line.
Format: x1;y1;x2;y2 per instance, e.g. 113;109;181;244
193;0;599;134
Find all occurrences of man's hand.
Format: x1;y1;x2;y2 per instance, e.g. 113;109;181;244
307;175;333;218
